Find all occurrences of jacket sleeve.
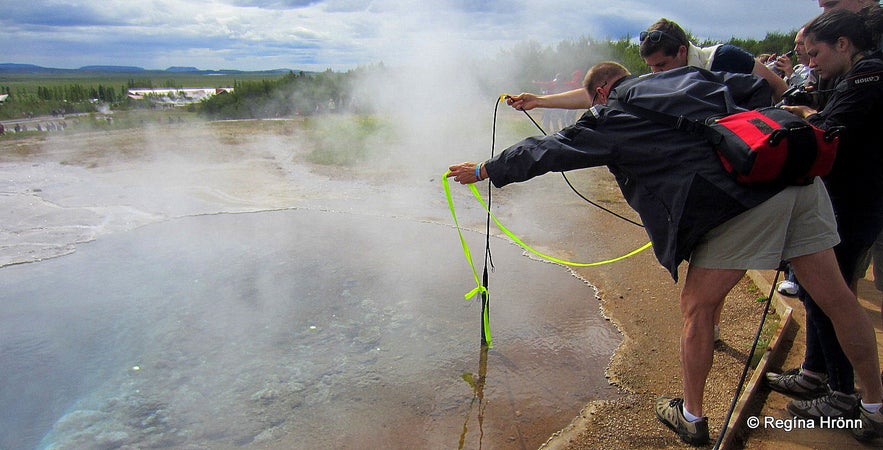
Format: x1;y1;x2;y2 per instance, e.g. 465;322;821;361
483;113;617;188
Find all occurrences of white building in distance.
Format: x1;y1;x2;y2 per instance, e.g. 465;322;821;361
127;87;233;105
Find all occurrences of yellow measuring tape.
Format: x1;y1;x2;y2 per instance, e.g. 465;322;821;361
443;170;652;298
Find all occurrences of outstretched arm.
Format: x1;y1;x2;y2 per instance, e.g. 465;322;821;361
506;88;591;111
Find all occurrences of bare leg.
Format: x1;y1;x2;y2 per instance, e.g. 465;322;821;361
791;248;883;403
680;265;746;416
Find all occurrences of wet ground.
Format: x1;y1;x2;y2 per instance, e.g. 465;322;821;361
0;119;624;449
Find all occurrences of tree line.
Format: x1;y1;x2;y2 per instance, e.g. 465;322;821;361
32;84;123;103
196;69;352;119
1;29;798;121
0;79;203;119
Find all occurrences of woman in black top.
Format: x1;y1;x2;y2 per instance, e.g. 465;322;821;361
768;8;883;439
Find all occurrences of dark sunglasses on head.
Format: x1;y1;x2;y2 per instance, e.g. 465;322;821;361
639;29;677;43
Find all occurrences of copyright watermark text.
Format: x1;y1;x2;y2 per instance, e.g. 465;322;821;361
746;415;863;432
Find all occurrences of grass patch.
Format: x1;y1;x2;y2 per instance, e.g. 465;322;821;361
749;283;782;369
206;118;304;145
303;114;394;166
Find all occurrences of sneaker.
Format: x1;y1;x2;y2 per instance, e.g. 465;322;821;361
787;391;858;420
765;367;829;400
853;404;883;441
655;396;710;446
776;280;799;296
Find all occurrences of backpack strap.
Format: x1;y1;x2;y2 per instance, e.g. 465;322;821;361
616;101;707;135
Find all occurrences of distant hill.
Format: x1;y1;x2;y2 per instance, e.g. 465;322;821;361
79;65;146;72
0;63;299;76
0;63;76;74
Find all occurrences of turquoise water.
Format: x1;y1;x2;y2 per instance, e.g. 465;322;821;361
0;208;621;449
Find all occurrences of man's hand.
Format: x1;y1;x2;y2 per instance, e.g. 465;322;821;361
506;93;540;111
447;162;486;185
782;104;817;119
774;53;795;78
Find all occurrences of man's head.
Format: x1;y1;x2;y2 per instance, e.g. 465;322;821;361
794;27;811;65
639;18;690;72
818;0;874;12
583;62;631;106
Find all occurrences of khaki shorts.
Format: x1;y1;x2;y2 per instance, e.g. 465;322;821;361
690;179;840;270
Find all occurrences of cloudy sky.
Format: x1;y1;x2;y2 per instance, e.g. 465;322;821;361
2;0;824;71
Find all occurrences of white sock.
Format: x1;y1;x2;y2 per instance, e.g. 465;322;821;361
682;405;702;422
861;401;882;413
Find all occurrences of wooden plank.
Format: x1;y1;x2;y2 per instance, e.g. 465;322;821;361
719;270;795;449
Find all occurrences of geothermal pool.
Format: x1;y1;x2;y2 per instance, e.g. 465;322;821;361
0;121;622;449
1;210;620;449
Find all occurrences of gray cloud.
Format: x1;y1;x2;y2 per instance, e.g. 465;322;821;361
0;0;821;71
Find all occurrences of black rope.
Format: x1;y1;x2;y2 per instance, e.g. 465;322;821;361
712;269;781;449
479;97;501;347
478;99;646;346
519;109;645;228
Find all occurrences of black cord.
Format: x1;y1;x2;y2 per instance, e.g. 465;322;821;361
519;109;644;228
479;97;500;347
478;100;645;345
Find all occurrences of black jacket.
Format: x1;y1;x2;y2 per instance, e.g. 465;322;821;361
485;67;783;280
807;56;883;243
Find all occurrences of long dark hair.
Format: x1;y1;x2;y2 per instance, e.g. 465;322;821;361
804;8;883;52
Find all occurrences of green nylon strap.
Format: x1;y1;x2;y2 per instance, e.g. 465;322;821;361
443;170;489;300
467;180;653;267
444;170;494;347
446;94;650;349
444;169;652;283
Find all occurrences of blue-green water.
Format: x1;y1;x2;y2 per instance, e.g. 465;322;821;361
1;208;621;449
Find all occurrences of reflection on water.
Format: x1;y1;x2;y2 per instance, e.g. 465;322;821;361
458;346;489;450
0;209;621;449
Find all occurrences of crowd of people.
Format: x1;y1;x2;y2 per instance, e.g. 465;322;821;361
447;0;883;446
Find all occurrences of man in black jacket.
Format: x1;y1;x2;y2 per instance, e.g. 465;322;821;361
447;62;883;446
